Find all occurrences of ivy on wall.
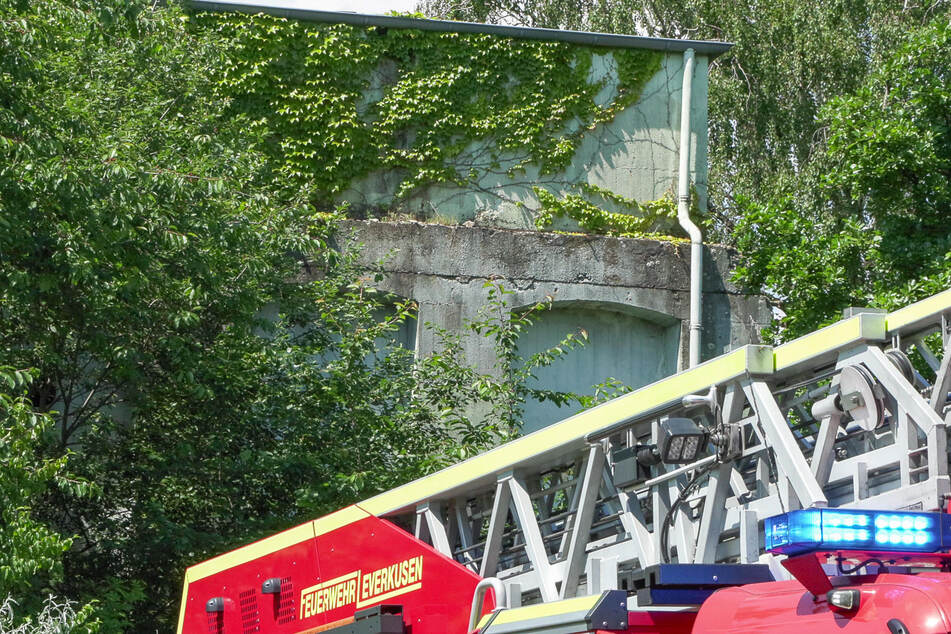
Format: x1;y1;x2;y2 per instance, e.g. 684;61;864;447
533;184;697;240
191;11;663;216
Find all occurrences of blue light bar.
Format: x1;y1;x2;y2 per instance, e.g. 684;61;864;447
764;509;943;555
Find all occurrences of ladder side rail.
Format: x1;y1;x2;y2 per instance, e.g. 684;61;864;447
453;498;479;571
362;346;775;519
397;292;951;599
415;501;452;556
508;474;558;602
911;335;941;372
742;379;828;508
693;378;748;563
480;477;512;578
559;444;605;598
601;463;655;567
885;288;951;339
555;459;586;558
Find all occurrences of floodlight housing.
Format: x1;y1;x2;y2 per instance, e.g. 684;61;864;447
657;418;709;464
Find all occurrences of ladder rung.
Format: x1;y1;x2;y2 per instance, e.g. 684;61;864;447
530;479;577;498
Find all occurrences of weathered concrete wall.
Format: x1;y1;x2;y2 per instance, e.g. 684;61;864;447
342;51;709;231
344;220;771;432
333;44;727;432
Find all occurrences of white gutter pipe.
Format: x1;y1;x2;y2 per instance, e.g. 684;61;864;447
677;48;702;368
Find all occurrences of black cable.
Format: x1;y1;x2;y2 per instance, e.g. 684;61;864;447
660;462;717;563
836;557;886;575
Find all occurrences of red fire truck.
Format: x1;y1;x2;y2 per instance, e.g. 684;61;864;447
178;289;951;634
178;504;951;633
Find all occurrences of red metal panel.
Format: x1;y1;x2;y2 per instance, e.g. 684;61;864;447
311;513;488;634
180;510;489;633
624;610;697;634
692;574;951;634
181;529;322;634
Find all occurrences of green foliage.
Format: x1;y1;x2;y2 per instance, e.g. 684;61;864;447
0;0;317;623
730;18;951;338
0;369;97;629
822;19;951;303
1;2;599;629
422;0;923;230
681;0;915;237
710;4;951;336
533;186;681;239
730;188;877;339
0;595;99;634
191;11;662;207
0;370;69;595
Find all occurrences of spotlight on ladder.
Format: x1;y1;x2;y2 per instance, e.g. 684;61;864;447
657;418;709;463
681;385;739;461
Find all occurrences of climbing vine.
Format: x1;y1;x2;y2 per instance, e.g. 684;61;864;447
190;11;663;210
533;185;687;240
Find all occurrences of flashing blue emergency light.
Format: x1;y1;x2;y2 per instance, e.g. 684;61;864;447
764;508;944;555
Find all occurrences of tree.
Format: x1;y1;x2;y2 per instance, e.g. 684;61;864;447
418;0;936;230
823;18;951;306
0;369;97;630
730;17;951;338
1;2;592;628
1;2;340;621
0;595;97;634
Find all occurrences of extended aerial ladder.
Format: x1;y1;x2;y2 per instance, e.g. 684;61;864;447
179;288;951;634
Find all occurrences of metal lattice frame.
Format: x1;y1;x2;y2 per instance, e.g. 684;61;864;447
363;290;951;606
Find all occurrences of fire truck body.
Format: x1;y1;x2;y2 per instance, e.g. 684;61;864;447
179;507;488;633
180;289;951;634
693;572;951;634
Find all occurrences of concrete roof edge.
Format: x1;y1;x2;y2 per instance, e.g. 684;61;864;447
187;1;734;58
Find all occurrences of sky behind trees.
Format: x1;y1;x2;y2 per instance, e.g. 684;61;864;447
210;0;418;13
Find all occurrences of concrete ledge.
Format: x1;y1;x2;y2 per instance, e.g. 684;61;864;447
343;220;751;295
339;220;770;430
341;220;770;370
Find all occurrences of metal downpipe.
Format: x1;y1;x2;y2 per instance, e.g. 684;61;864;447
677;48;702;368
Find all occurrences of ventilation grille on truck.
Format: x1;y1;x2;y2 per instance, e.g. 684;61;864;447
240;588;260;633
206;611;223;634
277;576;296;624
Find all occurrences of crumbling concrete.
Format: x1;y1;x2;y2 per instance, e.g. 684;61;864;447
343;220;771;432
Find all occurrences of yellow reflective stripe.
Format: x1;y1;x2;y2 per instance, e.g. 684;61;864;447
361;345;773;516
314;505;371;536
176;570;191;634
887;288;951;335
179;506;372;628
187;521;316;583
185;506;370;587
774;313;886;373
487;594;600;626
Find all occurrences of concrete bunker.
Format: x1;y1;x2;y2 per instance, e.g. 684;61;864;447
516;301;680;433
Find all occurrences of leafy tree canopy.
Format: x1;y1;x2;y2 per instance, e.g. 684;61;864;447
1;1;589;628
734;17;951;337
0;369;97;631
